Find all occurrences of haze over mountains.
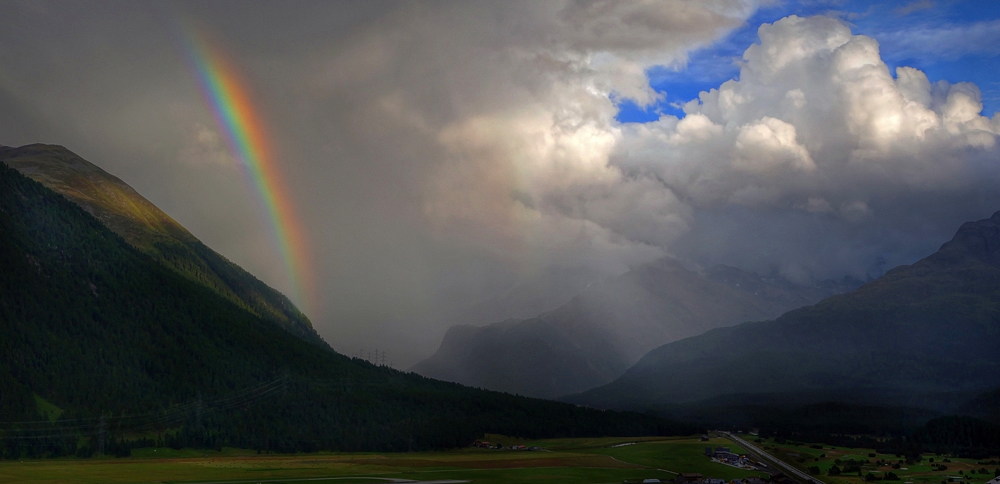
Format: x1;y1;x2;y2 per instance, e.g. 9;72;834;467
413;260;859;398
567;211;1000;412
2;139;999;460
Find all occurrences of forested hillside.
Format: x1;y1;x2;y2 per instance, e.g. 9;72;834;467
0;161;689;458
0;144;321;344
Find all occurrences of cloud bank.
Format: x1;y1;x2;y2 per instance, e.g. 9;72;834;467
1;2;998;364
407;11;1000;286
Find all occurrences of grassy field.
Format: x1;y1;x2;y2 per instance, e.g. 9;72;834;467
0;435;770;484
752;437;1000;484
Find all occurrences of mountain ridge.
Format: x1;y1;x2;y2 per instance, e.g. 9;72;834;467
414;256;858;399
0;143;321;345
566;210;1000;410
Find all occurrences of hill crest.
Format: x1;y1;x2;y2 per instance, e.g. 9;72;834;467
0;143;321;344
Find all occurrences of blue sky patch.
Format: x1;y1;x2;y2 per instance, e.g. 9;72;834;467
615;0;1000;124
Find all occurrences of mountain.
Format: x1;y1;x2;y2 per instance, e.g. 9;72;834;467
413;258;856;399
0;151;683;456
0;143;320;344
959;387;1000;423
445;265;604;327
567;211;1000;411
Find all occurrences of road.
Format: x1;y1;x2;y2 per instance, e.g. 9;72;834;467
721;432;823;484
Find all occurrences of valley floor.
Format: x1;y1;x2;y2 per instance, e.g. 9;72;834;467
0;436;766;484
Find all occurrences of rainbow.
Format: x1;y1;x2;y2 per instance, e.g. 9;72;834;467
180;27;314;315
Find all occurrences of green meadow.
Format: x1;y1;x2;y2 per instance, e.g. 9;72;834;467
754;438;1000;484
0;435;769;484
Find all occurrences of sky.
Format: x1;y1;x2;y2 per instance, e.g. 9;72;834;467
617;0;1000;121
2;0;999;366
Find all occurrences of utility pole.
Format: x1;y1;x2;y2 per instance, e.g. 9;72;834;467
97;414;106;457
195;394;203;430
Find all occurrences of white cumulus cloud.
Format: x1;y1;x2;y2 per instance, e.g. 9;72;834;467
611;14;1000;280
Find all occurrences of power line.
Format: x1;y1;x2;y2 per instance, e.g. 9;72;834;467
0;376;288;441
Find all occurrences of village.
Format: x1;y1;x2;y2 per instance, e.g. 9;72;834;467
706;444;765;471
621;440;802;484
634;445;795;484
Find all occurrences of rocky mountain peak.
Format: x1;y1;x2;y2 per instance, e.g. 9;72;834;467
930;210;1000;267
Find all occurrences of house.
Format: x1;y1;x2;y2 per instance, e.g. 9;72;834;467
771;473;796;484
705;478;726;484
743;477;766;484
701;435;710;441
986;478;1000;484
676;473;705;483
716;451;741;461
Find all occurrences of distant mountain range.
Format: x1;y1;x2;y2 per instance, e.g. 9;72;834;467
566;211;1000;412
0;144;322;345
0;144;680;454
413;257;859;398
